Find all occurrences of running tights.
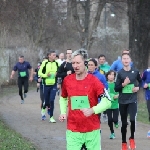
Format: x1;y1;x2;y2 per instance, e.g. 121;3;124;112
18;77;28;100
119;102;137;143
106;109;119;133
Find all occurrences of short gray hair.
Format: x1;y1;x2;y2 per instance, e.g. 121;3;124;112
19;55;24;58
72;48;88;60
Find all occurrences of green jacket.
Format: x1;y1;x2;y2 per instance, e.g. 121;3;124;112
108;82;119;109
38;60;59;85
99;63;110;74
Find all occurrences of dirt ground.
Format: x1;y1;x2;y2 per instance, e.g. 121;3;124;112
0;90;150;150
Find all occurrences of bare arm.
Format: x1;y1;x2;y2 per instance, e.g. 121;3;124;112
10;70;16;79
29;68;34;81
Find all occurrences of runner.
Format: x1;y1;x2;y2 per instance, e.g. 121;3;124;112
142;66;150;121
98;54;110;74
38;50;59;123
57;49;74;87
59;49;111;150
141;66;150;138
88;58;108;91
98;54;110;122
57;52;65;65
87;58;108;149
10;55;33;104
105;70;119;139
57;49;87;150
34;61;46;120
115;53;142;150
111;49;133;126
110;49;132;72
34;62;41;92
147;130;150;138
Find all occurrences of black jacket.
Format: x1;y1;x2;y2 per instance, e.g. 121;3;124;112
56;61;75;83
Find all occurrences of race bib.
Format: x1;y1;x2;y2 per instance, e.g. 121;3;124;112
71;96;90;110
49;74;55;79
20;71;26;77
122;84;134;93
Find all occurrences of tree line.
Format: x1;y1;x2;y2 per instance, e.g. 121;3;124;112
0;0;149;71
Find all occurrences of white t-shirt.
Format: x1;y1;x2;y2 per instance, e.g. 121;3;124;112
57;59;65;65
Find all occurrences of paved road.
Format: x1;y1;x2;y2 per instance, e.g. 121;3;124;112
0;90;149;150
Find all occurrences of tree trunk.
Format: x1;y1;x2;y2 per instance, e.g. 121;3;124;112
128;0;150;71
87;0;105;50
81;0;90;49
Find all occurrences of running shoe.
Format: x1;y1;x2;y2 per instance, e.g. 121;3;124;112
115;123;119;128
41;115;46;121
129;138;136;149
147;130;150;138
109;133;115;139
49;116;56;123
121;143;128;150
24;93;27;98
21;100;24;104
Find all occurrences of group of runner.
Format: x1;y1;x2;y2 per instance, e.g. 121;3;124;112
10;48;150;150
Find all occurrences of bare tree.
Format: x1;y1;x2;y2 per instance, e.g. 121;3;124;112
69;0;106;50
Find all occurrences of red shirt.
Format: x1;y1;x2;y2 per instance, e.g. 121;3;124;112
61;74;104;132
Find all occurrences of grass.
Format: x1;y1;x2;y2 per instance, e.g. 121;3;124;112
0;85;38;150
137;101;150;124
0;118;37;150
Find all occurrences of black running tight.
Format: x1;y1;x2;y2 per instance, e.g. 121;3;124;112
18;77;28;100
119;102;137;143
106;109;119;133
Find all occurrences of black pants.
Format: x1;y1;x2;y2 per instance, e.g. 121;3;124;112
40;85;44;109
18;77;28;100
106;109;119;133
146;100;150;120
146;100;150;114
119;102;137;143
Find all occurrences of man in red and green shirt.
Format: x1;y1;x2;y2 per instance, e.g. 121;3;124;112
59;49;111;150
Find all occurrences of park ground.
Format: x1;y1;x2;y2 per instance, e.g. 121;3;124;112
0;89;150;150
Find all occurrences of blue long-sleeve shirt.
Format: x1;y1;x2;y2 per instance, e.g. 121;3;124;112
88;69;108;90
142;69;150;100
88;69;108;103
110;59;133;72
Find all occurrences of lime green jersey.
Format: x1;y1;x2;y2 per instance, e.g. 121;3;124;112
38;60;60;85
